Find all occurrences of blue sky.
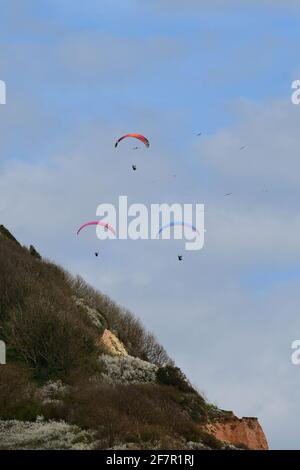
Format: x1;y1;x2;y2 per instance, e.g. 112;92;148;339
1;0;300;449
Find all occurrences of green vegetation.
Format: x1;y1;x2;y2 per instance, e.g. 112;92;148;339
0;225;20;246
196;430;224;450
156;365;195;393
0;228;170;380
0;364;41;420
0;226;228;450
41;381;215;449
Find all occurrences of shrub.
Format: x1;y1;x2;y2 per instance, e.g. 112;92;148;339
37;380;68;404
0;418;97;450
6;295;99;380
53;381;205;449
29;245;41;260
234;442;249;450
0;363;41;420
0;225;20;245
197;430;224;450
153;384;207;424
100;354;158;385
156;365;195;393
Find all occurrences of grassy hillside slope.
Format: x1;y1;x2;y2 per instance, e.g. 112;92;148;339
0;226;232;450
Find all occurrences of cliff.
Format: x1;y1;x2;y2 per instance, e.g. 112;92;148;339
0;225;268;450
206;415;268;450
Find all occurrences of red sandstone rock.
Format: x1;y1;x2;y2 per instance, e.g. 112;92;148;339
206;416;268;450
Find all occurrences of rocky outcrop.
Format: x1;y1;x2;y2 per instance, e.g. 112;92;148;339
206;415;268;450
98;329;128;357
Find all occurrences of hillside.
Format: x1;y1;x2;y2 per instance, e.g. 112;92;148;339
0;226;268;450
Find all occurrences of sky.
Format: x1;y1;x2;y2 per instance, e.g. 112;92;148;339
0;0;300;449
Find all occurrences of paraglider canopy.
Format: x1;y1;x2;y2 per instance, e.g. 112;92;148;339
77;221;116;236
115;134;150;148
157;221;200;237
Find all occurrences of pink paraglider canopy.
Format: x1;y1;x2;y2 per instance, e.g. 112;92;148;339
77;221;116;236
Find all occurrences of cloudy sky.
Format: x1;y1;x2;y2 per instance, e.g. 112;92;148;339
1;0;300;449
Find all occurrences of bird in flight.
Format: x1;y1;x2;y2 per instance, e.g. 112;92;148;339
132;164;137;171
224;192;233;196
178;255;183;261
196;132;202;136
95;252;99;257
240;145;247;150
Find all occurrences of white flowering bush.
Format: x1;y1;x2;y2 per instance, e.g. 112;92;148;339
36;380;68;405
73;296;106;331
100;354;158;385
0;419;97;450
